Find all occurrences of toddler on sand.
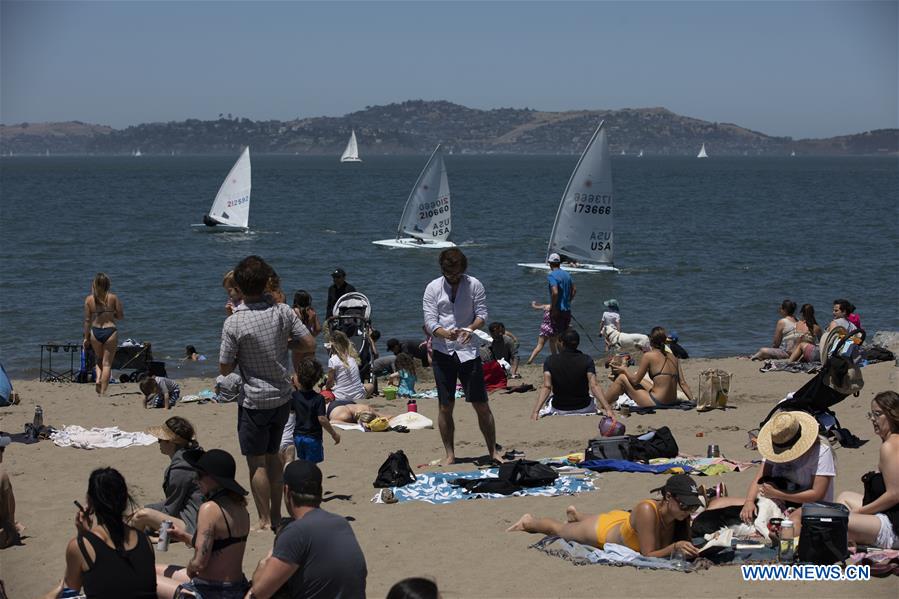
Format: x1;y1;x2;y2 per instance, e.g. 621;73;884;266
139;375;181;409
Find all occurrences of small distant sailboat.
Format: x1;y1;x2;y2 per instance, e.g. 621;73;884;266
638;150;644;158
372;145;455;249
340;130;362;163
518;121;618;273
134;149;142;157
191;147;252;233
620;149;626;156
791;150;796;157
697;144;708;159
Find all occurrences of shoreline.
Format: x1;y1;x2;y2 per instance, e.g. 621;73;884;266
2;358;897;597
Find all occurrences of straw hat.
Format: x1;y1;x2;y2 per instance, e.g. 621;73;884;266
145;417;194;445
757;411;819;463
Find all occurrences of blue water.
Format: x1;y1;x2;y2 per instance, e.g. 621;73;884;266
1;155;897;377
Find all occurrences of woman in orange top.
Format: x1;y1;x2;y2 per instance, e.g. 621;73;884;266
507;474;702;558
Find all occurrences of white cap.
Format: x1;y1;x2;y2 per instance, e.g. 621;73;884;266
547;253;561;264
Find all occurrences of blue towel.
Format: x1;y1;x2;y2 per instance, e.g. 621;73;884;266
580;459;695;474
390;469;595;504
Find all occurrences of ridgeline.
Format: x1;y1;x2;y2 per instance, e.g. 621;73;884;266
1;100;896;156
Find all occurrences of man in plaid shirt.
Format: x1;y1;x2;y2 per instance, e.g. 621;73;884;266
220;255;315;531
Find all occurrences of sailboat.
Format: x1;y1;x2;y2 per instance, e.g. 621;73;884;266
518;121;618;273
697;143;708;158
340;130;362;163
791;150;796;157
372;145;455;249
638;150;644;157
191;147;251;233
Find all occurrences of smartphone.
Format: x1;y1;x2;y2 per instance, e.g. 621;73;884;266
73;500;85;513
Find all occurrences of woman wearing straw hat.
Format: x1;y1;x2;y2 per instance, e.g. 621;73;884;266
706;411;836;524
507;474;703;559
129;417;204;537
156;449;250;599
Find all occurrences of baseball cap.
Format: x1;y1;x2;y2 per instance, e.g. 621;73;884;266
652;474;703;508
331;268;346;278
284;460;323;497
547;253;561;264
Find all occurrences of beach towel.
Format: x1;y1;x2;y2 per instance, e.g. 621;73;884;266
386;469;595;505
530;537;690;571
580;456;754;476
414;388;465;400
758;360;821;374
50;425;157;449
849;548;899;577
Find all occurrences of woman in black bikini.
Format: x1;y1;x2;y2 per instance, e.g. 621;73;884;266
606;327;693;407
156;449;250;599
82;272;123;396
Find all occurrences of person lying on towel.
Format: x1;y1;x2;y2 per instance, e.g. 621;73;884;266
507;474;702;559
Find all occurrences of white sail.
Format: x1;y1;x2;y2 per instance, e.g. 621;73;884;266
544;121;614;266
638;150;644;157
207;147;251;229
697;143;708;158
396;145;451;241
340;130;362;162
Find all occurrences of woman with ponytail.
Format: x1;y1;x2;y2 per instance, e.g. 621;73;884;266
605;326;693;407
42;467;156;598
82;272;124;395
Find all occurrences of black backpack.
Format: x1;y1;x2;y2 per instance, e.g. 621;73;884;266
498;460;558;488
373;450;416;488
627;426;679;461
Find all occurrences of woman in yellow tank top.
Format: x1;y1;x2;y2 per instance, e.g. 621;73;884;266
507;474;702;559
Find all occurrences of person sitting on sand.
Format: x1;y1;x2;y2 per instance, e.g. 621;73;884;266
751;299;798;360
526;301;554;364
704;411;835;526
42;468;156;599
787;303;823;363
0;437;24;549
140;375;182;409
326;331;371;400
828;298;859;333
129;417;204;537
388;352;418;398
246;460;367;599
155;449;250;599
184;345;206;361
486;322;521;379
531;329;614;420
604;327;693;407
83;272;124;395
507;474;702;559
795;391;899;549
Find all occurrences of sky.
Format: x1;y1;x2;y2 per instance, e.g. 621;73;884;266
1;1;896;138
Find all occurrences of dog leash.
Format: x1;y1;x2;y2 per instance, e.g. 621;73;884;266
571;313;603;353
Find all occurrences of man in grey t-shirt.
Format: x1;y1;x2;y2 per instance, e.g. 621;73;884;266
247;460;367;599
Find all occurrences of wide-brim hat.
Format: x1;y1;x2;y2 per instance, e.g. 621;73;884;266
757;411;819;464
184;448;248;496
146;419;194;445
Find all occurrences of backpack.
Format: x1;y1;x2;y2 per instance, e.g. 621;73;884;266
497;460;558;488
373;450;416;488
626;426;679;461
585;436;633;461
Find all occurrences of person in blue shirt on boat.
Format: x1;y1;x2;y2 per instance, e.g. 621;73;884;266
546;253;576;352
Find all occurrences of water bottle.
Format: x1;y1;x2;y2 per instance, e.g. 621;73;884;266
407;399;418;413
33;405;44;431
778;520;795;563
157;519;172;551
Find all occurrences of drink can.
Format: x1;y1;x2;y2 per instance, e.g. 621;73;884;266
407;399;417;413
620;403;631;417
707;444;720;458
157;519;172;551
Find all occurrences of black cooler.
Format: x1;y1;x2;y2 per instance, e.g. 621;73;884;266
798;501;850;564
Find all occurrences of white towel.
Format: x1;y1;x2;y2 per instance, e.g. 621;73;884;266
51;425;157;449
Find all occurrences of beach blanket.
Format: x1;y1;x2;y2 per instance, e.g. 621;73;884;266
388;469;595;505
413;388;465;400
613;395;695;413
579;456;754;476
50;425;156;449
849;548;899;577
530;537;690;571
759;360;821;374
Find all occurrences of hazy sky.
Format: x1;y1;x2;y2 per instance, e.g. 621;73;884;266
2;1;896;138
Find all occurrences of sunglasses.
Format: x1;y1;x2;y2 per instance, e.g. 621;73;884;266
867;411;884;421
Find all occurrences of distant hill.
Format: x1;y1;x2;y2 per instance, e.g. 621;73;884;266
1;100;896;156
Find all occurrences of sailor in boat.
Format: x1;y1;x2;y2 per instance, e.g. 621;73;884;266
203;214;221;227
559;254;581;268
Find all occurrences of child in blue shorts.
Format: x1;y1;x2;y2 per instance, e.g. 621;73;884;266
291;358;340;463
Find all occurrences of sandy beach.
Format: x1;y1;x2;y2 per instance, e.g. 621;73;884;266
2;357;897;598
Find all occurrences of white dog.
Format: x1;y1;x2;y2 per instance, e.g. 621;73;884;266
601;324;650;354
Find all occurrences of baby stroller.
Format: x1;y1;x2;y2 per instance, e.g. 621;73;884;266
759;326;866;447
328;292;375;382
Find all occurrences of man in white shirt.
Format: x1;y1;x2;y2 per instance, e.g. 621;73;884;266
423;248;501;465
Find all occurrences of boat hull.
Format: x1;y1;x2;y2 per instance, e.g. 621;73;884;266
373;237;456;249
518;262;619;273
190;223;249;233
340;158;363;163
